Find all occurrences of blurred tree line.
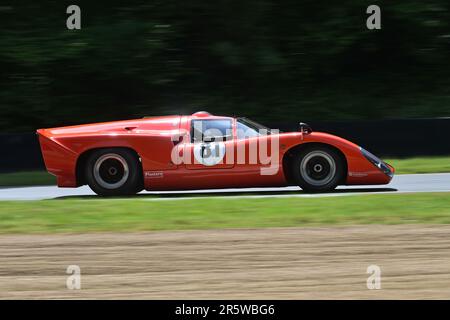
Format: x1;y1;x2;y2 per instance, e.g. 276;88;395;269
1;0;450;132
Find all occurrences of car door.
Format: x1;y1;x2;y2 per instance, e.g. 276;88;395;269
185;118;235;170
234;118;280;176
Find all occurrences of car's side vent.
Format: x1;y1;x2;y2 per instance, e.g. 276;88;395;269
172;135;183;146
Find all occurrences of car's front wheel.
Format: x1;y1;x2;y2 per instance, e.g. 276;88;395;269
85;148;143;196
292;146;345;193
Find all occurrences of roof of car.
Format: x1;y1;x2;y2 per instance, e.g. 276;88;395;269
191;111;212;117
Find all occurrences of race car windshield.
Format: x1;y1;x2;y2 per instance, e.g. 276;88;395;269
236;117;272;139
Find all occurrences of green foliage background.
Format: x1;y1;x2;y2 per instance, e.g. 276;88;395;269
1;1;450;131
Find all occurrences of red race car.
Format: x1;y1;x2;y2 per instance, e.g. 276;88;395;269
37;111;394;196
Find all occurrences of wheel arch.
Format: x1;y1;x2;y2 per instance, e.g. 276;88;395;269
282;142;348;185
75;147;143;187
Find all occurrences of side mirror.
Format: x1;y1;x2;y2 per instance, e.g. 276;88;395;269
299;122;312;135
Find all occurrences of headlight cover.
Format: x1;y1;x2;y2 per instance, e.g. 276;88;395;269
360;147;393;177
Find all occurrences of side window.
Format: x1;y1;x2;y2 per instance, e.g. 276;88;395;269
237;121;260;139
191;119;233;143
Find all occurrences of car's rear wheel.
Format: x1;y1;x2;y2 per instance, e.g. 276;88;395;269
292;146;345;193
86;148;143;196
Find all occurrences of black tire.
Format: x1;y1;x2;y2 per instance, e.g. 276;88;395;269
292;146;345;193
85;148;143;196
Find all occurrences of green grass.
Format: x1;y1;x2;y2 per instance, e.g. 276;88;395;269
0;171;55;187
0;156;449;187
0;193;449;234
385;156;450;174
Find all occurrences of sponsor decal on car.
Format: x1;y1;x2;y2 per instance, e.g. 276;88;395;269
145;171;164;178
349;172;368;177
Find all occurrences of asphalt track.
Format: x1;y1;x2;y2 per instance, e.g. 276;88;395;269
0;173;449;201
